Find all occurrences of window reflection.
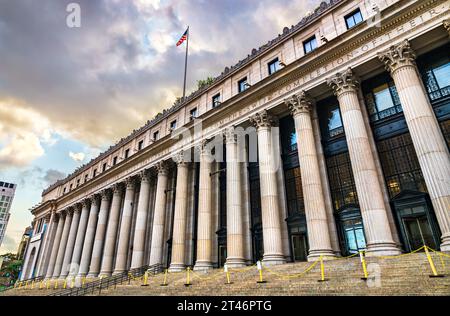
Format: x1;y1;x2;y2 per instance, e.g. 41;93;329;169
433;62;450;89
373;84;395;112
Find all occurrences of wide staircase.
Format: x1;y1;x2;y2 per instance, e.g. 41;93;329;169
2;248;450;296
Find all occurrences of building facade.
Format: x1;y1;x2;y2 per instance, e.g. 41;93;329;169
22;0;450;282
0;181;16;248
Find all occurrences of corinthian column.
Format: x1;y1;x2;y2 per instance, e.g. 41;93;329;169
285;92;335;260
45;213;65;278
224;127;246;267
130;170;152;269
149;161;169;266
194;141;214;271
52;210;72;278
169;153;190;272
87;189;111;278
249;112;286;265
114;177;137;274
78;195;100;278
60;206;81;278
69;200;91;277
37;210;57;277
327;68;400;256
379;40;450;251
99;183;124;277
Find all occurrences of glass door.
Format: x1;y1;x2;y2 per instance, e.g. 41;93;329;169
342;217;366;254
291;234;308;261
402;215;437;251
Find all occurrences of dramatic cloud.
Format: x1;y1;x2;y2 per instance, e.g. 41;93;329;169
69;151;86;163
0;100;57;169
43;169;67;186
0;0;321;153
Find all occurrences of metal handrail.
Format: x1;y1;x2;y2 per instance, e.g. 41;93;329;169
49;264;163;296
0;275;46;292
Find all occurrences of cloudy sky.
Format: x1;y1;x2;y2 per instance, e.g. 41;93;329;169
0;0;321;254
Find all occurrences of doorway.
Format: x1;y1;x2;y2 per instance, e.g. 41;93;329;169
291;234;308;261
392;191;441;252
218;245;227;267
336;206;367;256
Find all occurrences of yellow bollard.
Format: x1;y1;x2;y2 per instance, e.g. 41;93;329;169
160;269;168;286
360;251;368;280
54;280;58;290
318;255;329;282
18;282;22;289
224;264;232;285
256;261;266;284
141;271;149;287
425;246;444;278
63;279;67;289
70;277;75;289
82;277;86;288
46;280;50;290
184;267;192;287
31;281;35;290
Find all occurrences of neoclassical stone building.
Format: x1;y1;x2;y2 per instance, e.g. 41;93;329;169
21;0;450;281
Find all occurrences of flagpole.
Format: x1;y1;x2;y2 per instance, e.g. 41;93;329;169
182;26;189;101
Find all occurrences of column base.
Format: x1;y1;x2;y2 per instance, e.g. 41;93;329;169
226;257;246;268
365;242;401;257
307;249;337;261
193;261;213;271
168;263;186;272
112;270;127;276
98;272;112;278
439;234;450;252
262;254;286;266
86;272;99;278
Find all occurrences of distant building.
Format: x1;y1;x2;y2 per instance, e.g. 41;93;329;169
16;226;33;261
0;181;16;248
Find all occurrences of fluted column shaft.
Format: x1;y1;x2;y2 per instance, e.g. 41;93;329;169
87;191;111;277
250;112;286;265
379;40;450;251
194;145;214;270
149;162;169;266
46;214;65;278
69;201;90;277
78;196;100;278
37;211;57;277
130;171;152;269
60;207;81;278
327;68;400;256
286;93;335;260
52;211;72;278
114;178;137;274
99;184;124;277
224;128;246;267
169;160;190;272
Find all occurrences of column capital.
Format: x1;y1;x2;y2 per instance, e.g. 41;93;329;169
327;68;359;96
223;127;238;144
138;169;151;183
249;110;277;130
156;160;169;176
443;19;450;36
124;176;137;190
89;194;101;207
378;39;416;74
111;182;124;195
172;151;189;167
81;198;91;209
285;91;314;116
100;188;112;201
73;203;82;214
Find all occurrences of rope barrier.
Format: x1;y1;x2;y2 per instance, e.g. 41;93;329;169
377;246;426;259
262;260;319;280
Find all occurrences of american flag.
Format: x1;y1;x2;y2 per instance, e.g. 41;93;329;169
176;28;189;47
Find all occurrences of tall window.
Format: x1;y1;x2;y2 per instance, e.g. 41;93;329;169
303;36;317;54
170;120;177;130
124;149;130;159
363;75;402;122
377;133;427;198
345;9;363;29
102;163;107;172
153;131;160;141
284;167;305;216
93;169;97;177
189;107;198;120
280;116;297;154
326;152;358;211
268;58;280;75
113;157;118;165
249;162;262;226
238;77;248;93
319;102;344;139
138;140;144;150
419;46;450;102
212;94;221;108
